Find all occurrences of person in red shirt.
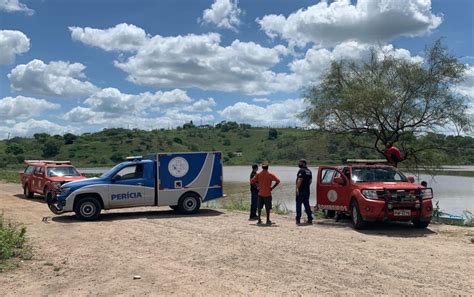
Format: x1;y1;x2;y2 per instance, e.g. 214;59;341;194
251;161;280;225
384;143;403;167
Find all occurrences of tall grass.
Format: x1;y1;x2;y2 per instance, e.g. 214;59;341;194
0;170;20;184
0;212;32;271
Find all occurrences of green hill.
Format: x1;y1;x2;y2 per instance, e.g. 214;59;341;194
0;122;473;169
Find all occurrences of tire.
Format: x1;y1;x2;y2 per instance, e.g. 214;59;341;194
169;205;179;211
74;197;101;221
351;200;367;230
24;184;34;198
45;190;53;203
412;219;430;229
178;193;201;214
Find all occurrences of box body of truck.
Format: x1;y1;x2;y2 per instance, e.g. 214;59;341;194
48;152;223;220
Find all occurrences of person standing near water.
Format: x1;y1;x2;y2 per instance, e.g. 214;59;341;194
295;159;313;225
251;161;280;225
249;164;259;220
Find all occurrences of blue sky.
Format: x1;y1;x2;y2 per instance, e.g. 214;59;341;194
0;0;473;138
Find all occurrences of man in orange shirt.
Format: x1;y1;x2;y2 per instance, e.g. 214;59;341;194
251;161;280;225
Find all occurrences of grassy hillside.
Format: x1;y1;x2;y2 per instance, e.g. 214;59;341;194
0;122;473;169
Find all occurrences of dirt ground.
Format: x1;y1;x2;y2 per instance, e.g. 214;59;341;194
0;182;473;296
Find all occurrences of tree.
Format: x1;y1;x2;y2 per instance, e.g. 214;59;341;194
63;133;77;145
5;143;24;155
302;40;471;169
42;140;61;157
268;128;278;140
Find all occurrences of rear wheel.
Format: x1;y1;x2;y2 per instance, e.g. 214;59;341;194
24;184;34;198
412;219;430;229
351;200;367;230
74;197;101;221
178;193;201;214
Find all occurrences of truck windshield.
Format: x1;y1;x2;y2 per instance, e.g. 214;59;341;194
47;167;80;177
351;167;407;183
100;163;124;178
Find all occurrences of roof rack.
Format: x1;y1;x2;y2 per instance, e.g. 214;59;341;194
345;159;388;165
24;160;72;165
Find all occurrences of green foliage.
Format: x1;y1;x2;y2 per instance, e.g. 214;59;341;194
268;128;278;140
63;133;77;145
5;143;24;155
42;140;61;157
0;126;472;168
0;213;31;271
302;40;471;171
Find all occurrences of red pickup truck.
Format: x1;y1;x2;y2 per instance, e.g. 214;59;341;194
316;160;433;229
20;160;86;200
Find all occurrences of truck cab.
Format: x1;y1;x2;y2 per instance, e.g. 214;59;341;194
20;160;85;200
48;152;223;220
316;160;433;229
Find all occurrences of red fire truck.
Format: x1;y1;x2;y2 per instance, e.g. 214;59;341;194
20;160;86;201
316;160;433;229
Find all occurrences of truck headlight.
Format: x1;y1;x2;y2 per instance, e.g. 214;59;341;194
362;189;379;200
420;188;433;199
59;187;71;196
52;182;62;188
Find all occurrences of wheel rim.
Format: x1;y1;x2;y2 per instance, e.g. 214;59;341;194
80;202;96;217
183;197;197;211
352;204;358;225
25;187;30;196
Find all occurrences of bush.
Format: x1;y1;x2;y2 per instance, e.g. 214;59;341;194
110;152;123;163
0;213;31;271
223;139;231;146
63;133;77;145
268;128;278;140
173;137;183;144
5;143;24;155
42;140;61;157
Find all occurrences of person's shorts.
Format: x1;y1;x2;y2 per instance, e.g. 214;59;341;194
258;196;272;209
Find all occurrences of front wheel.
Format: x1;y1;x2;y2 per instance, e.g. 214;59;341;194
74;197;101;221
178;193;201;214
412;219;430;229
24;184;34;198
351;200;367;230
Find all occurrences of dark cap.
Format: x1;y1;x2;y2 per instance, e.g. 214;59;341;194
299;159;307;165
252;164;258;170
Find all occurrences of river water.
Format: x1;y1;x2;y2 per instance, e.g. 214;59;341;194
80;166;474;215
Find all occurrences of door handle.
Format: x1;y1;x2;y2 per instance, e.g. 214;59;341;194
137;183;144;186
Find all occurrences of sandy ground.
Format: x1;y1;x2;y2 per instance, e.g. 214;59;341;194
0;182;473;296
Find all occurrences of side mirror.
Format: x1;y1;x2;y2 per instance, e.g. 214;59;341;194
334;176;346;186
407;176;415;183
80;172;86;177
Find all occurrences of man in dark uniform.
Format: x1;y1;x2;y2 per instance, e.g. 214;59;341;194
296;159;313;225
249;164;259;220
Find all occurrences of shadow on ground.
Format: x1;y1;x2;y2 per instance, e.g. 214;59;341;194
51;208;224;223
315;218;437;238
14;194;46;204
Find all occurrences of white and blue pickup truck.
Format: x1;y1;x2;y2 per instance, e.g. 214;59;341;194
47;152;224;220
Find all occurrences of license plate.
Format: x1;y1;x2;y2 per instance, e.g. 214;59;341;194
394;209;411;216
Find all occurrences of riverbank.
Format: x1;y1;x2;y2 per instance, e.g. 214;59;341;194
0;181;473;295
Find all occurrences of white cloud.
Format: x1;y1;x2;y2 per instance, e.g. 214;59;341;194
69;23;148;52
456;66;474;98
183;98;217;112
200;0;242;31
288;41;423;88
70;23;291;95
257;0;442;47
82;87;193;114
0;96;60;120
252;98;271;103
0;119;78;139
8;59;99;97
219;98;307;126
0;30;30;64
0;0;34;15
